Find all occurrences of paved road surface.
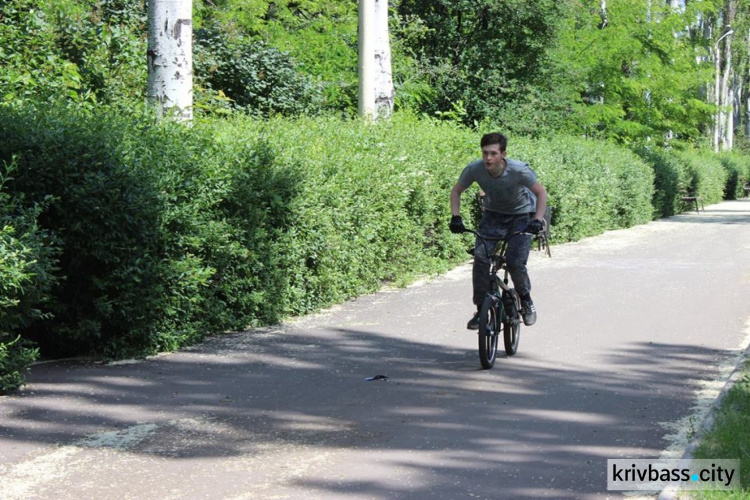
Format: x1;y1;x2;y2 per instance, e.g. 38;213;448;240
1;199;749;500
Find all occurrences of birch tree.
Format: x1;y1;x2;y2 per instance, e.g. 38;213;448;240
359;0;394;120
713;8;734;151
147;0;193;122
373;0;394;118
358;0;375;119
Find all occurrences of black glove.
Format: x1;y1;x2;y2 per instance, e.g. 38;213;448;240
449;215;466;234
525;218;544;235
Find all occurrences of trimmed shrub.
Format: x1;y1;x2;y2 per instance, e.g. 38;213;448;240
633;146;690;218
0;106;179;357
0;106;479;356
673;149;728;206
1;103;733;376
511;136;655;242
718;153;750;200
194;30;324;117
205;113;478;314
0;160;59;392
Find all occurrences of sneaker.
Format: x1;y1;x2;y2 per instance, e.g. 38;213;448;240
467;312;480;330
521;297;537;326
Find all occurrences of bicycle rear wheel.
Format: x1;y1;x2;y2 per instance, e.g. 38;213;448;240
478;295;500;369
503;290;521;355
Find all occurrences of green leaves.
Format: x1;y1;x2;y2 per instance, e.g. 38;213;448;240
194;31;324;116
554;0;714;145
0;159;59;393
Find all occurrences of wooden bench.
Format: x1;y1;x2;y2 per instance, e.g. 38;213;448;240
679;189;704;213
744;183;750;197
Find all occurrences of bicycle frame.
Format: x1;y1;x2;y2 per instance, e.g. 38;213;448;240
466;229;525;299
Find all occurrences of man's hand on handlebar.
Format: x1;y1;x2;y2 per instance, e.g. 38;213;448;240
524;218;545;235
449;215;466;234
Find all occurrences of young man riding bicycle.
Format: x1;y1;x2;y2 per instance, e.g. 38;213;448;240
449;132;548;329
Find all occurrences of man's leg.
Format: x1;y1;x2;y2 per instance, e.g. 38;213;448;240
505;214;537;326
505;214;532;296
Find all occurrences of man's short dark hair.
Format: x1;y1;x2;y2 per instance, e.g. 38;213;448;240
480;133;508;152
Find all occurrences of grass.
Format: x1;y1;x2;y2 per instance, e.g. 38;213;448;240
680;357;750;499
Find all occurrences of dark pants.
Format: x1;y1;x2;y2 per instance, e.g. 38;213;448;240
472;211;532;307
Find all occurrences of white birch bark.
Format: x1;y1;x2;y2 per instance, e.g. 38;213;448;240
713;28;733;151
147;0;193;122
358;0;375;119
373;0;394;119
599;0;608;28
720;38;733;150
714;42;721;152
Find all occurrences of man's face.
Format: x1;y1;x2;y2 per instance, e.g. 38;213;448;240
481;144;505;170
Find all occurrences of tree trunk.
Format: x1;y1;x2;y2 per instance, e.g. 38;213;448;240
746;29;750;138
373;0;394;119
147;0;193;122
714;37;721;152
358;0;375;119
731;79;741;148
721;36;733;150
717;1;736;150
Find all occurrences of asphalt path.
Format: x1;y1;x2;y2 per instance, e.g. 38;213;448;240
1;199;749;500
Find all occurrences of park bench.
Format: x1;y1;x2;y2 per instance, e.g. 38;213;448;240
679;189;704;213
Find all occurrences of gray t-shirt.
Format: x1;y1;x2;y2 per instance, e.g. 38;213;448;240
457;158;538;214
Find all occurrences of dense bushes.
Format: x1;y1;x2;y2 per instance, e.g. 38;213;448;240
719;153;750;200
512;137;654;241
674;150;728;206
0;106;478;367
0;161;59;392
0;104;744;392
633;146;747;218
194;32;324;116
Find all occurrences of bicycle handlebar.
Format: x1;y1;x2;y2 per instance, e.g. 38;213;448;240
463;228;530;244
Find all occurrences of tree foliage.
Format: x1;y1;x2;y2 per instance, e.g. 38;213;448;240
394;0;575;134
553;0;716;144
3;0;747;145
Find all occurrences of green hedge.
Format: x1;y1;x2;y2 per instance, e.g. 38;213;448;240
718;152;750;200
0;107;479;362
634;146;745;218
0;104;741;391
512;136;655;241
633;146;691;218
0;160;59;393
674;149;728;206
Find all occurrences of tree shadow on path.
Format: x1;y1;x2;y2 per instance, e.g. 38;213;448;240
0;323;734;500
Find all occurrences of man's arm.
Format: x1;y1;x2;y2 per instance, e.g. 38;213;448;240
529;182;547;222
450;183;466;216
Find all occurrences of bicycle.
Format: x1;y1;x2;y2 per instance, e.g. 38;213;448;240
464;228;527;369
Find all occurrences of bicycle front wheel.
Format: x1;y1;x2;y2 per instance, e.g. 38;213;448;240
503;291;521;355
478;295;500;369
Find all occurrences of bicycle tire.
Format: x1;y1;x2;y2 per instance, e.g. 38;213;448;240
503;290;521;355
478;295;500;369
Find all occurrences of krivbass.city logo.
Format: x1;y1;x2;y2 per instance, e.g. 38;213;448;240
607;459;740;491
